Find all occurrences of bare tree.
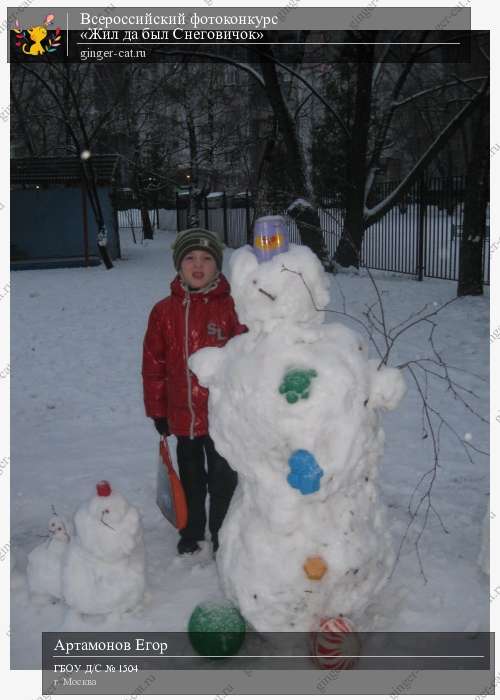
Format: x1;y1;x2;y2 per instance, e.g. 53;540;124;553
334;32;489;268
257;44;331;267
12;62;126;268
156;33;488;276
457;89;489;296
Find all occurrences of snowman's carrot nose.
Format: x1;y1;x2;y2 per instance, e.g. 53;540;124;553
258;287;276;301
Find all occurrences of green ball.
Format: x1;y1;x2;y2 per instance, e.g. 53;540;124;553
188;600;246;658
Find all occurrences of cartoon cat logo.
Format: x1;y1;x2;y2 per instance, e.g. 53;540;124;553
13;13;62;56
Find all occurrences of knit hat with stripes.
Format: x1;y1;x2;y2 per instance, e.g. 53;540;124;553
172;228;224;270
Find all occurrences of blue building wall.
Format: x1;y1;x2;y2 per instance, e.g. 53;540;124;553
11;185;119;263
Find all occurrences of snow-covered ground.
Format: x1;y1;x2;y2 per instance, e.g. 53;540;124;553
10;229;489;669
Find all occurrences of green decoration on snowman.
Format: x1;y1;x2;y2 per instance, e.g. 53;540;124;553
279;368;318;404
188;599;246;658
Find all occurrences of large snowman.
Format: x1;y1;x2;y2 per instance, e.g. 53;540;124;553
189;220;406;632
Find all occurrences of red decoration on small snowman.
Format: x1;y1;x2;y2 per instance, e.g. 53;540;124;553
96;480;112;497
309;615;361;670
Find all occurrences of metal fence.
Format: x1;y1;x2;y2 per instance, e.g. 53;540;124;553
175;192;251;249
173;177;490;284
315;177;490;285
116;208;155;241
113;188;175;242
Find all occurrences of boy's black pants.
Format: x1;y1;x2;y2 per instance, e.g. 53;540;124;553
176;435;237;542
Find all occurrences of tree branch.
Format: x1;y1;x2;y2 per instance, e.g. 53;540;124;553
364;78;489;225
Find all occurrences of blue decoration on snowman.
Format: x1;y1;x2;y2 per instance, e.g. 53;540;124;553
287;450;324;495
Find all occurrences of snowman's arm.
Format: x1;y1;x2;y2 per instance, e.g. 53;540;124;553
368;359;407;410
189;346;227;388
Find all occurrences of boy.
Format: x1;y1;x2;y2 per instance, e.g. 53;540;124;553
142;228;246;555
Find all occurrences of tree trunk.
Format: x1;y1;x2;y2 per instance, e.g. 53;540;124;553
457;95;489;296
334;49;374;268
141;204;154;240
248;79;276;225
258;42;330;267
187;190;200;227
288;206;331;268
186;110;201;227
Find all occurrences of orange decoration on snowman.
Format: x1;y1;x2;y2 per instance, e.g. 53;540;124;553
303;556;328;580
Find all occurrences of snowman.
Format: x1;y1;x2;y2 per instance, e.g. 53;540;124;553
189;217;406;632
62;481;145;616
10;548;25;591
27;512;72;604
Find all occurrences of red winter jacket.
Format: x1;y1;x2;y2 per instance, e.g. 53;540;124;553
142;274;246;437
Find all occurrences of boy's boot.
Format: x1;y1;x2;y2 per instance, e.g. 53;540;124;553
212;532;219;556
177;537;201;555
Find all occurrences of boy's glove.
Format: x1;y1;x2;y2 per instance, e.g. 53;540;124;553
153;418;170;436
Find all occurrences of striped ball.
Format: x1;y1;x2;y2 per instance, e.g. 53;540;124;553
310;616;361;670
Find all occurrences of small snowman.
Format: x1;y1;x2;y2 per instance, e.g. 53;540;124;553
62;481;145;617
10;548;25;591
190;216;406;632
27;509;72;604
